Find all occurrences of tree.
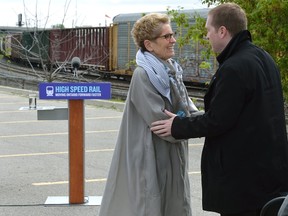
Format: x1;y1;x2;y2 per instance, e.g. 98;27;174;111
1;0;88;82
201;0;288;100
167;7;216;85
52;24;65;29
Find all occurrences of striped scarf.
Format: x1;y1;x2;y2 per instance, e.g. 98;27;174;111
136;50;199;117
136;50;172;103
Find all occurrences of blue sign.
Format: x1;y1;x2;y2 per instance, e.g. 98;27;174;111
39;82;111;100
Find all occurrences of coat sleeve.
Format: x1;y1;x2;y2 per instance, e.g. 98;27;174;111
130;67;180;143
278;195;288;216
172;64;246;139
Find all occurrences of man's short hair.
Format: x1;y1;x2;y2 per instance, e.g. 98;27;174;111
208;3;247;37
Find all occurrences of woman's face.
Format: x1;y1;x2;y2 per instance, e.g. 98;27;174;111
149;24;176;61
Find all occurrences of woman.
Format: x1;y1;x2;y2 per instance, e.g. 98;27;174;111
99;13;198;216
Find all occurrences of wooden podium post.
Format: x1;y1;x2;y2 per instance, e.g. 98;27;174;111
39;82;111;206
69;99;85;204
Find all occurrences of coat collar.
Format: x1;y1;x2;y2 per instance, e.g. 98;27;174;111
217;30;252;65
204;30;252;104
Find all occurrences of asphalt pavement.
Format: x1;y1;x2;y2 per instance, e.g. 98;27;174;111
0;85;219;216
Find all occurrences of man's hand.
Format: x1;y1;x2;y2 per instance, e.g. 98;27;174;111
150;110;176;137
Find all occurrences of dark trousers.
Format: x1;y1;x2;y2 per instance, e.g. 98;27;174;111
220;209;261;216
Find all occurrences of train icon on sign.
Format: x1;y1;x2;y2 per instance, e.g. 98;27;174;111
46;86;54;96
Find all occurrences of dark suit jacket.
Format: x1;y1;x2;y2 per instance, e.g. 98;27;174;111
172;30;288;214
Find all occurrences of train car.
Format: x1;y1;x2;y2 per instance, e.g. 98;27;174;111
0;27;112;73
0;34;12;56
0;33;22;60
49;27;111;72
0;30;50;66
111;8;217;85
0;8;216;86
21;30;50;65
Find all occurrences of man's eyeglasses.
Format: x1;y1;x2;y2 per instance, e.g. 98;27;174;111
154;32;177;41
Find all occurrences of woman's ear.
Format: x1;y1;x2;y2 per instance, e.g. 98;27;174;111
144;39;153;52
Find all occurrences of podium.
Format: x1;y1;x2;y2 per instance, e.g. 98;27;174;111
38;82;111;205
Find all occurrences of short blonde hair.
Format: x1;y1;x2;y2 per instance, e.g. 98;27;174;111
131;13;170;51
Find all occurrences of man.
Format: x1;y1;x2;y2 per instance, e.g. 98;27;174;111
151;3;288;216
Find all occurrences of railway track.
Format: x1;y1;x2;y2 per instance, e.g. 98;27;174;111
1;59;288;124
0;59;205;108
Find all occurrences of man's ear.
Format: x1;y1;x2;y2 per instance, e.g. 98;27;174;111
144;40;154;52
219;26;228;39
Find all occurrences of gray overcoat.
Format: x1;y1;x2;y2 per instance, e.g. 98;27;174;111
99;66;192;216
